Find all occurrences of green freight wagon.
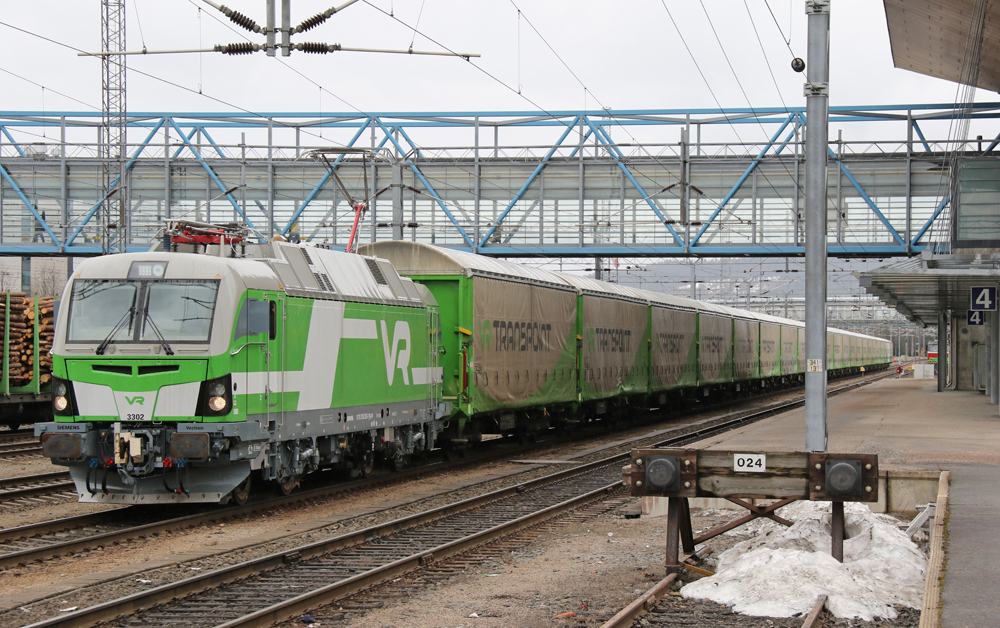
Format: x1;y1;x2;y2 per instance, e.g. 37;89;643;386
640;291;699;403
553;272;649;416
360;241;579;445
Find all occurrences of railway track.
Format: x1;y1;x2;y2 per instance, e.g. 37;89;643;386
19;372;893;628
0;428;36;443
0;438;42;459
0;471;74;504
0;371;890;574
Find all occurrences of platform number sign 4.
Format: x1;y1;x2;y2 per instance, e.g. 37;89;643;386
971;287;997;311
968;310;985;326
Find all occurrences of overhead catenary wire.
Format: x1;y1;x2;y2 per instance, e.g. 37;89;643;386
658;1;804;251
932;0;988;250
764;0;798;60
0;66;100;111
132;0;148;51
2;7;871;254
694;2;882;257
145;1;780;247
186;2;531;219
743;0;790;111
502;0;690;203
408;0;427;50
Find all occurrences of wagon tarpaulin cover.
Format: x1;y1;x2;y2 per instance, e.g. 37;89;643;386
651;307;697;390
760;322;781;377
781;325;798;375
734;317;760;380
579;296;648;399
472;277;576;408
698;313;733;384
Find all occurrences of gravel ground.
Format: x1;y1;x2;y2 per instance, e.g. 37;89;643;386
638;596;919;628
265;503;921;628
0;457;62;481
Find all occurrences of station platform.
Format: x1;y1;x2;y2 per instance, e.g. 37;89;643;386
689;377;1000;628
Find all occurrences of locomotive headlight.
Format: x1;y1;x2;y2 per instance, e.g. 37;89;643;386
208;395;227;412
51;377;77;416
197;373;232;416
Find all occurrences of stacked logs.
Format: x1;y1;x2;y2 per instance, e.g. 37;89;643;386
0;294;56;387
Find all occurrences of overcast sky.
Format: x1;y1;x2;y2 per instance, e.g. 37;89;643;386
0;0;992;135
4;1;980;316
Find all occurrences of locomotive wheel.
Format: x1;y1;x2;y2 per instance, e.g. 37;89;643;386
358;453;375;478
277;475;299;496
229;475;252;506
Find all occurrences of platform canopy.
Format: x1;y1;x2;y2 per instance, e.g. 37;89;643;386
884;0;1000;92
859;252;1000;327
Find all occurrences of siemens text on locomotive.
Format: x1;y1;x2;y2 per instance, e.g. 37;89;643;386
36;231;891;504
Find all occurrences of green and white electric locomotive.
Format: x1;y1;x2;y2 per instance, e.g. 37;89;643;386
36;224;442;504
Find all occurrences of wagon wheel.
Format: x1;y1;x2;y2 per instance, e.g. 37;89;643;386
277;474;299;496
229;475;252;506
389;455;408;473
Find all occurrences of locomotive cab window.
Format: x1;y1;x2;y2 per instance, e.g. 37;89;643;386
140;280;219;343
67;279;220;344
234;298;270;342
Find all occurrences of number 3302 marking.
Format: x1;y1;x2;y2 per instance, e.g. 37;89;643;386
734;453;766;472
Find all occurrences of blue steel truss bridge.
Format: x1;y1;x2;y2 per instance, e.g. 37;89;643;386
0;102;994;258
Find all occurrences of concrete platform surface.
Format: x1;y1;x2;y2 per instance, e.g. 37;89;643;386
691;378;1000;628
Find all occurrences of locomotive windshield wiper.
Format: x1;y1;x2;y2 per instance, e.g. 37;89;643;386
96;297;137;355
141;308;175;356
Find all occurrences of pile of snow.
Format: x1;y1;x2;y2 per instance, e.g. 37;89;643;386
681;501;926;620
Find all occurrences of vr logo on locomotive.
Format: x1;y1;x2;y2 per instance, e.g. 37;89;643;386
380;320;412;386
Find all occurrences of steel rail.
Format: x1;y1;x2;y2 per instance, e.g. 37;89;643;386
0;471;68;490
0;441;41;452
0;369;891;571
0;429;36;443
801;595;829;628
0;481;75;502
0;430;586;568
0;461;464;569
599;548;711;628
0;471;73;502
218;485;620;628
22;462;623;628
22;371;892;628
593;375;897;628
0;510;123;546
0;445;43;459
